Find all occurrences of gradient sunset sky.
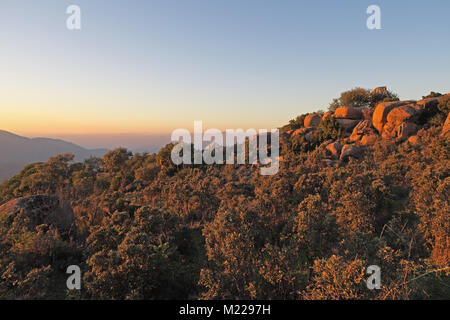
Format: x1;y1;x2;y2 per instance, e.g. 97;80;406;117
0;0;449;148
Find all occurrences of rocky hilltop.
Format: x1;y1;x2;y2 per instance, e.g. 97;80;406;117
0;87;448;300
281;88;450;164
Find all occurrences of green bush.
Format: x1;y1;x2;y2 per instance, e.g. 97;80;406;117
422;91;442;99
318;115;342;142
417;94;450;126
370;89;399;107
290;133;320;153
329;88;371;111
281;113;309;132
430;95;450;125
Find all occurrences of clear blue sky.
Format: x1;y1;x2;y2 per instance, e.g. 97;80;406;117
0;0;449;146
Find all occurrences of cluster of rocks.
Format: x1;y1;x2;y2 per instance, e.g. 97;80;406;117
349;120;378;145
288;114;322;142
371;94;449;141
334;106;365;132
322;140;363;165
282;88;449;166
373;101;420;140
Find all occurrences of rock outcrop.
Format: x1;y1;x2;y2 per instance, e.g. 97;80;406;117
287;92;449;164
350;120;378;144
0;195;75;232
335;119;360;132
372;100;424;141
334;107;363;120
392;122;418;141
291;126;319;142
417;97;440;110
372;101;405;133
304;114;322;128
292;127;315;138
361;108;374;121
442;113;450;137
340;144;363;161
322;111;333;120
386;104;422;125
331;107;367;133
371;86;389;97
325;141;342;159
360;134;378;145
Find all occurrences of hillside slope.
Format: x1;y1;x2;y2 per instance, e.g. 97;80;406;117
0;88;448;300
0;130;107;181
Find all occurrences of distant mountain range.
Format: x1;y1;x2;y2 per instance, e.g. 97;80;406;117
0;130;107;181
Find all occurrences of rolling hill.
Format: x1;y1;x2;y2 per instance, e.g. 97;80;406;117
0;130;107;181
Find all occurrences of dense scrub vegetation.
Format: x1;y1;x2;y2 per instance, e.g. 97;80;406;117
328;87;399;111
0;90;449;300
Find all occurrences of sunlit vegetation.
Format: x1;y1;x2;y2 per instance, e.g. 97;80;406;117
0;89;448;300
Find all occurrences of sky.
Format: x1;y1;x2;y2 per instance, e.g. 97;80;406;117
0;0;449;149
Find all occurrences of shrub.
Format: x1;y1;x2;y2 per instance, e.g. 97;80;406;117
319;115;342;142
281;113;309;132
370;89;399;107
329;88;371;111
436;95;450;121
422;91;442;99
329;98;341;111
290;131;323;153
425;95;450;126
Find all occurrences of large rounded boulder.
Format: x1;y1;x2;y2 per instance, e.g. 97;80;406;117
0;195;75;232
339;144;363;161
372;101;404;133
325;141;342;159
304;114;322;128
386;104;422;126
335;119;360;132
350;120;378;144
334;107;363;120
417;97;440;110
371;86;389;97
